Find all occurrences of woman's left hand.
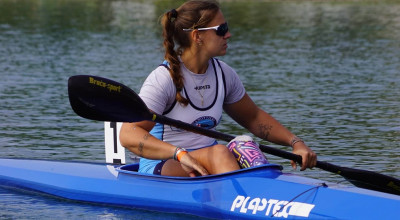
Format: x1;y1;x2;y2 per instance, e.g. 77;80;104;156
291;142;317;171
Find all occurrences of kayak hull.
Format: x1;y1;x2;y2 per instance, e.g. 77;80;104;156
0;158;399;219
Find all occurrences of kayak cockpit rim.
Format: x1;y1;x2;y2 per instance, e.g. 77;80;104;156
116;163;283;180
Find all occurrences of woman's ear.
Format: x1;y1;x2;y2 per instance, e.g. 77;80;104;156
191;30;203;46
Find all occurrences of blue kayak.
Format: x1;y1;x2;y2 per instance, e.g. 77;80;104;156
0;158;399;219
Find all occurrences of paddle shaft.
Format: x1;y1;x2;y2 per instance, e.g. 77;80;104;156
68;75;400;195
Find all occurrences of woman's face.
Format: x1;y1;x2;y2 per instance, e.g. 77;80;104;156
199;10;231;57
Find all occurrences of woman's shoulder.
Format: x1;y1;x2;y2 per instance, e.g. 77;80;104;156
142;65;174;88
213;58;230;69
213;58;237;76
139;64;176;114
148;64;172;79
213;58;246;104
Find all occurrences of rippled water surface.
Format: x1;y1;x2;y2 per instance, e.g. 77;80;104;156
0;0;399;219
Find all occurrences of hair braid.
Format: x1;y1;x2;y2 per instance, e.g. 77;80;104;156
161;10;188;105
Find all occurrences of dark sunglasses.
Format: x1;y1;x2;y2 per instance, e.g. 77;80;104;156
183;22;229;37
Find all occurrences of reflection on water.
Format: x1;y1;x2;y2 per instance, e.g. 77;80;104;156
0;0;399;218
0;187;200;219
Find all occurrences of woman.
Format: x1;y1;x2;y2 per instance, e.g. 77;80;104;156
120;0;317;177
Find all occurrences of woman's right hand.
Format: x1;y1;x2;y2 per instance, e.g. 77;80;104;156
178;153;209;177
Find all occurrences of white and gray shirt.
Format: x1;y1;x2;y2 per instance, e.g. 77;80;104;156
139;58;245;149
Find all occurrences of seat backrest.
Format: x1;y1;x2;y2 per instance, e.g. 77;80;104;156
104;122;126;164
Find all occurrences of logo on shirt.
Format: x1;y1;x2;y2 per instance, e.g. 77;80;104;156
192;116;217;129
194;85;211;90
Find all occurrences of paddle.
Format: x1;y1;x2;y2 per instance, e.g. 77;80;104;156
68;75;400;196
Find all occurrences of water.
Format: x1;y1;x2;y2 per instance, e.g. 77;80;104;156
0;0;399;219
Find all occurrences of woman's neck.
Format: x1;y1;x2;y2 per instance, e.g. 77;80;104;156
180;48;209;74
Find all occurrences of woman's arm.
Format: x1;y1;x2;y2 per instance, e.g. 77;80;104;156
224;93;317;170
120;121;174;159
119;121;208;176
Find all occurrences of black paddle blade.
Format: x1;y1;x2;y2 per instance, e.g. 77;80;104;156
342;167;400;195
317;161;400;195
68;75;152;122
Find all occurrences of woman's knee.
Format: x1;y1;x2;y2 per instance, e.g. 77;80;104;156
211;144;235;158
189;144;239;174
209;144;239;169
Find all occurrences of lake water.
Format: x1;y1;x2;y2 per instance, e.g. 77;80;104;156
0;0;399;219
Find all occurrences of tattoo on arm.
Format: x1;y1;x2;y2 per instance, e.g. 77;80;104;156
138;134;150;156
138;142;144;156
258;123;272;140
139;142;144;156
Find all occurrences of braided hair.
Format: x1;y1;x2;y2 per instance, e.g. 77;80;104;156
160;0;220;105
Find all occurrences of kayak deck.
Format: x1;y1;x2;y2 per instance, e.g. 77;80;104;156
0;158;399;219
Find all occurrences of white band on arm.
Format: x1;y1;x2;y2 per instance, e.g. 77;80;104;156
290;137;304;148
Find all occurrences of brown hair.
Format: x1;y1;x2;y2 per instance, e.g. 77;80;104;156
161;0;220;105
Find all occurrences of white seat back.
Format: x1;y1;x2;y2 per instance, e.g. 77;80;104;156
104;122;126;164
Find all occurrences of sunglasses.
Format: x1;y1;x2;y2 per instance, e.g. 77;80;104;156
183;22;229;37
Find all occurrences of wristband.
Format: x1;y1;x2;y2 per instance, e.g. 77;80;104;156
176;150;188;162
173;147;187;162
290;137;304;148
